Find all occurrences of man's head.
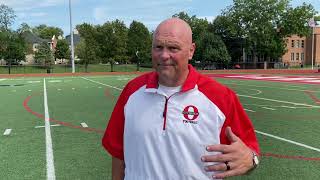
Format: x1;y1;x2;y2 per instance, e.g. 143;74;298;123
152;18;195;87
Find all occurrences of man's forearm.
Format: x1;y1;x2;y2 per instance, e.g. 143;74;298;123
112;157;125;180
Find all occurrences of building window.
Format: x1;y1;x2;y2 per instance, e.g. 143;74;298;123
295;40;300;48
296;53;299;61
291;53;294;61
301;40;304;48
291;40;294;48
301;53;304;61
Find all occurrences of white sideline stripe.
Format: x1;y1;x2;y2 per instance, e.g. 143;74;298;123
3;129;12;136
244;109;255;112
43;79;56;180
81;123;88;128
35;124;61;128
238;94;320;108
305;80;320;83
223;82;320;93
261;107;276;110
0;78;7;81
255;130;320;153
48;80;62;83
81;77;122;91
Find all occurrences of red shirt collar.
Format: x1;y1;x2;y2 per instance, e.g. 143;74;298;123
146;64;199;92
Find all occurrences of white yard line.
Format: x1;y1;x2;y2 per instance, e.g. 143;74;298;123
35;124;61;128
238;94;320;108
0;78;7;82
81;77;123;91
255;130;320;153
81;122;88;128
43;79;56;180
244;108;256;112
3;129;12;136
261;107;276;110
223;82;320;93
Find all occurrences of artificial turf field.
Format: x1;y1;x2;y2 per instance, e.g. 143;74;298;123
0;73;319;180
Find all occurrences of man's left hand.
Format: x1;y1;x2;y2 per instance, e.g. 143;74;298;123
201;126;255;179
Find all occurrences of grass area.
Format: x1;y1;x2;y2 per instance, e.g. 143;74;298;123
0;75;319;179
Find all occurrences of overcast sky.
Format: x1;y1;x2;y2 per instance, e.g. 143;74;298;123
1;0;319;36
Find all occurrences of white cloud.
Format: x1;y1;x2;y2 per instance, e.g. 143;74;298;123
93;7;108;24
91;0;192;30
0;0;66;11
199;16;216;22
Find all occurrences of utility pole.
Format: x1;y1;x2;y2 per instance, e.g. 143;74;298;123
69;0;75;73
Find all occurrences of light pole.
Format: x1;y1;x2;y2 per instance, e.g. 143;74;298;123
135;50;140;71
69;0;75;73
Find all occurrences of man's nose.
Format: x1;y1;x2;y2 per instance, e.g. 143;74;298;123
159;49;170;60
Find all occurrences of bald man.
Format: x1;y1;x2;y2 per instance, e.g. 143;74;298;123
102;18;260;180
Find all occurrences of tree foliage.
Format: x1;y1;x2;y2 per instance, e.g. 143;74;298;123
0;31;27;63
54;39;69;60
195;32;231;67
0;4;16;31
76;23;98;68
34;42;54;68
127;20;151;64
33;24;63;39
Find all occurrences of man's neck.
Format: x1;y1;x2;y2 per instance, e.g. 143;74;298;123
158;70;189;87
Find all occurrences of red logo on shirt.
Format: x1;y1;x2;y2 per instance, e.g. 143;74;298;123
182;105;199;121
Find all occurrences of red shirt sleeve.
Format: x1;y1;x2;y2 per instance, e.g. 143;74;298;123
101;85;129;160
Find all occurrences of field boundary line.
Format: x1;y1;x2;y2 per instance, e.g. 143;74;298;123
238;94;320;108
81;77;122;91
43;78;56;180
223;82;320;93
255;130;320;153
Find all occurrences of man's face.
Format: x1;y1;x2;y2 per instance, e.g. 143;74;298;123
152;27;195;86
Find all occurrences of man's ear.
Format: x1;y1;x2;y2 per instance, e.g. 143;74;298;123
189;43;196;60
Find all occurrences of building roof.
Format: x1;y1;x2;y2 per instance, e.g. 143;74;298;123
21;31;49;44
65;34;81;46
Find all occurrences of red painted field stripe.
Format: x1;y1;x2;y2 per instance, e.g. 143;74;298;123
262;153;320;161
304;91;320;104
23;94;104;134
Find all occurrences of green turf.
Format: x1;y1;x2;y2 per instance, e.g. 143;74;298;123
0;75;319;179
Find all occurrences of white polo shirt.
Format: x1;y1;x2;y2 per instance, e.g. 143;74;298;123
102;65;259;180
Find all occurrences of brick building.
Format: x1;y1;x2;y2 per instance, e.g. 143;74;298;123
282;27;320;68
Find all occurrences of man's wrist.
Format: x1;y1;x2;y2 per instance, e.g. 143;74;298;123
246;151;259;174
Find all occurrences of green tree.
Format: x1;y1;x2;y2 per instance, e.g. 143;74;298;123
33;24;63;39
34;42;54;71
195;32;231;69
95;20;128;71
17;23;32;34
76;23;98;72
54;39;69;61
0;4;16;31
0;31;27;63
127;20;151;67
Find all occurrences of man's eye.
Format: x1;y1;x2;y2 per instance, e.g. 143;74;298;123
169;47;179;51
